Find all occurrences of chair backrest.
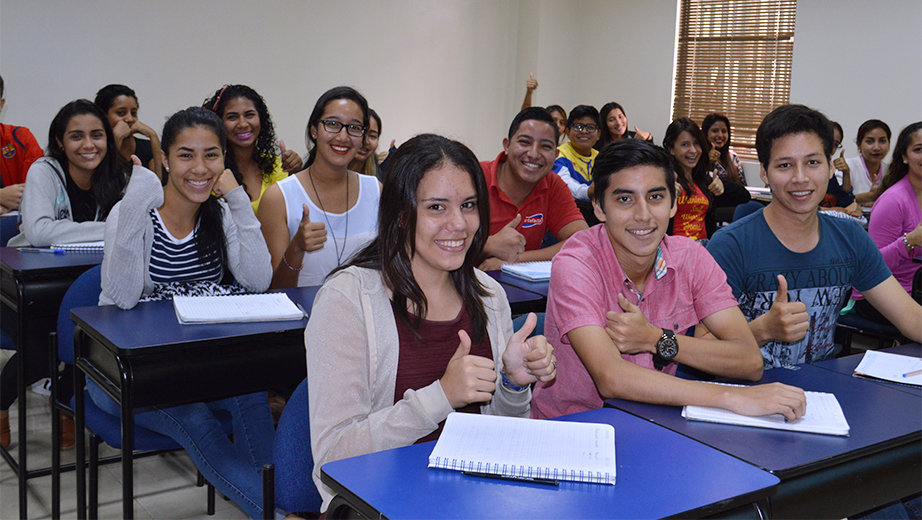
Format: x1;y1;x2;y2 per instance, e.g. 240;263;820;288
57;265;102;365
273;378;322;513
0;216;18;247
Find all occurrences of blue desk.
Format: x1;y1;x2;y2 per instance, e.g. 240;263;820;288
71;286;317;519
814;343;921;396
606;364;922;518
0;246;104;518
486;270;548;315
321;407;780;519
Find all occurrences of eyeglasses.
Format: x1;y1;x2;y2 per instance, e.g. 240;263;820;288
834;141;843;151
570;123;599;133
319;119;366;138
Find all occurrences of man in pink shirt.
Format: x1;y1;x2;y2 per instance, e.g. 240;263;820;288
531;139;806;420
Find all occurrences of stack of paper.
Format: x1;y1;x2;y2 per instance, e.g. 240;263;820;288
428;413;616;485
500;261;552;281
173;293;306;324
854;351;922;387
682;387;850;436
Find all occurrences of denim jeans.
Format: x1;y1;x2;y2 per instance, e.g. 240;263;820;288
87;381;275;519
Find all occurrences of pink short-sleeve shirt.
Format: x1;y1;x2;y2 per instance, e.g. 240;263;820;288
531;225;739;419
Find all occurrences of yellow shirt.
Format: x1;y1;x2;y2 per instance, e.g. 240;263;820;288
251;156;289;213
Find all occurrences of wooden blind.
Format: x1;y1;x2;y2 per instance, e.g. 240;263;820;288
672;0;797;160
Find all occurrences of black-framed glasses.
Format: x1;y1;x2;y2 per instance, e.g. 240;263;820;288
319;119;366;138
834;141;843;151
570;123;599;133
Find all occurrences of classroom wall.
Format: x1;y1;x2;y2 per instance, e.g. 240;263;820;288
1;0;918;170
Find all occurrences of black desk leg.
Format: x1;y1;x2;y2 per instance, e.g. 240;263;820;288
120;368;134;520
17;310;28;520
74;329;87;520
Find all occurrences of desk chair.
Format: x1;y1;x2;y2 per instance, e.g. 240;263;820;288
261;378;322;519
835;313;903;356
732;201;764;222
0;216;18;351
50;265;219;518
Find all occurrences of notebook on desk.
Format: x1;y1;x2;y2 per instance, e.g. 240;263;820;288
500;261;552;281
51;240;105;252
854;350;922;387
172;293;306;324
428;412;616;485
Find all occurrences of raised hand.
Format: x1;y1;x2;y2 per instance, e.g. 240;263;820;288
633;126;653;141
709;148;721;163
484;214;526;262
502;313;556;385
763;275;809;343
280;140;303;172
605;293;661;354
213;168;240;197
707;174;724;196
294;204;327;253
440;330;497;408
832;150;848;174
526;73;538;92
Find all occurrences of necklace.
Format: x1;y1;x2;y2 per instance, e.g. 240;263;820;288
307;166;349;265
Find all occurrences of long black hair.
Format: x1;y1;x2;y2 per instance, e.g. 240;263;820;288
161;107;228;266
879;121;922;195
204;84;279;186
701;112;732;170
335;134;491;342
47;99;126;219
304;86;369;168
598;102;627;149
663;117;714;207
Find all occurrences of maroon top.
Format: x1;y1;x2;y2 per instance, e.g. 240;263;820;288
391;301;493;444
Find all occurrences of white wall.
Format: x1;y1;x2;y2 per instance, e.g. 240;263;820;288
1;0;919;170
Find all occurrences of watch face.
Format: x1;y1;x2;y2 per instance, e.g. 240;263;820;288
657;331;679;360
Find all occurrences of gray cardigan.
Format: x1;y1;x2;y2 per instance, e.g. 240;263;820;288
8;157;108;247
99;165;272;308
306;265;530;510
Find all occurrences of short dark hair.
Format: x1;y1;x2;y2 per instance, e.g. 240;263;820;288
856;119;892;144
755;104;834;168
0;75;4;98
567;105;600;128
507;107;559;143
831;121;844;139
591;139;676;208
94;84;137;113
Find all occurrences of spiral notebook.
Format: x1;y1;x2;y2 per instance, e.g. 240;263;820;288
51;241;105;252
428;413;616;485
172;293;306;324
854;351;922;387
500;261;552;281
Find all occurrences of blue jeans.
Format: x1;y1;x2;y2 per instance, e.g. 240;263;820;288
87;381;275;519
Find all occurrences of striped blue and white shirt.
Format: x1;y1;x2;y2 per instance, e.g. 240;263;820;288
148;209;223;284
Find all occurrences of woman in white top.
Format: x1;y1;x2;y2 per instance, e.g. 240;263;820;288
833;119;891;206
257;86;382;288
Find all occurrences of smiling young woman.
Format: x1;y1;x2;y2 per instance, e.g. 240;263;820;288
95;84;163;178
835;119;892;206
257;86;382;288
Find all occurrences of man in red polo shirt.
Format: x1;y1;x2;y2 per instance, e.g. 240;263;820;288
480;107;586;270
1;75;44;215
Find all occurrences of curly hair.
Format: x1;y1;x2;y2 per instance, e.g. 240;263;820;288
204;85;279;186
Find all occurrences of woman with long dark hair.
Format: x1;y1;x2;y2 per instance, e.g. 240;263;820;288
95;84;162;177
348;108;382;179
833;119;891;206
95;106;274;518
306;134;556;512
595;102;653;151
663;117;749;240
257;86;381;288
205;84;302;212
702;113;745;185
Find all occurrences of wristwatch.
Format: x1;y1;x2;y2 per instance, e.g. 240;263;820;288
653;328;678;370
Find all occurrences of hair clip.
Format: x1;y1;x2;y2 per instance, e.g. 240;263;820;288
212;85;229;111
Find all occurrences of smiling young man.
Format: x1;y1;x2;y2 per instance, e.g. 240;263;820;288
531;139;806;420
479;108;586;270
707;105;921;368
553;105;601;201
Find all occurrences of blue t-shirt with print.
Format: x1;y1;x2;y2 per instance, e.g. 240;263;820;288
707;209;890;368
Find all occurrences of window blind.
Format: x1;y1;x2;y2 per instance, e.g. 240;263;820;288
672;0;797;160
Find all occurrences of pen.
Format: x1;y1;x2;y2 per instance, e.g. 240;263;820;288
295;301;309;319
902;369;922;378
17;247;66;254
462;471;559;486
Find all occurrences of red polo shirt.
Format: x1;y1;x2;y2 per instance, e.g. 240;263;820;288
481;152;584;251
1;123;43;187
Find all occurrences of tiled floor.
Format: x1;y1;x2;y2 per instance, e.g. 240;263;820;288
0;350;249;519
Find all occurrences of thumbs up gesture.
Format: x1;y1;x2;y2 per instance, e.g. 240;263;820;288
294;203;328;253
633;126;653;141
832;150;848;174
484;214;527;263
440;330;497;408
280;140;303;173
502;313;556;386
762;275;809;343
526;73;538;92
605;293;662;354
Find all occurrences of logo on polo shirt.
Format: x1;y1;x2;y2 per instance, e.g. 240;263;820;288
1;143;15;159
522;213;544;228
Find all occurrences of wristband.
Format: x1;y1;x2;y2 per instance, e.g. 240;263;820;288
281;251;303;271
501;371;527;392
903;233;915;255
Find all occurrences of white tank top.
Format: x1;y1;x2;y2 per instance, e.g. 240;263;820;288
277;172;380;286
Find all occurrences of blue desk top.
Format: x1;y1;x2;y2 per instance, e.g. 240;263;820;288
606;363;922;477
486;269;549;297
70;286;317;355
321;407;779;519
813;344;922;396
0;246;103;273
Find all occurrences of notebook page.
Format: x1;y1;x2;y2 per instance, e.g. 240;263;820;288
683;390;849;436
173;293;305;324
501;261;552;280
854;351;922;387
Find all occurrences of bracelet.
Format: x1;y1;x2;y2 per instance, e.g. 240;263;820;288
501;371;528;392
903;233;915;255
281;251;303;271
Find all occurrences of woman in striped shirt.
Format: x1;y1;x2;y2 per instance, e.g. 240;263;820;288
96;106;275;518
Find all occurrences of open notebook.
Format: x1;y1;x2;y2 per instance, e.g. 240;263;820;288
854;350;922;387
428;412;616;485
682;384;850;436
172;293;306;324
500;261;552;281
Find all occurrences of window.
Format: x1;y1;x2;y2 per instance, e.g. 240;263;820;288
672;0;797;160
